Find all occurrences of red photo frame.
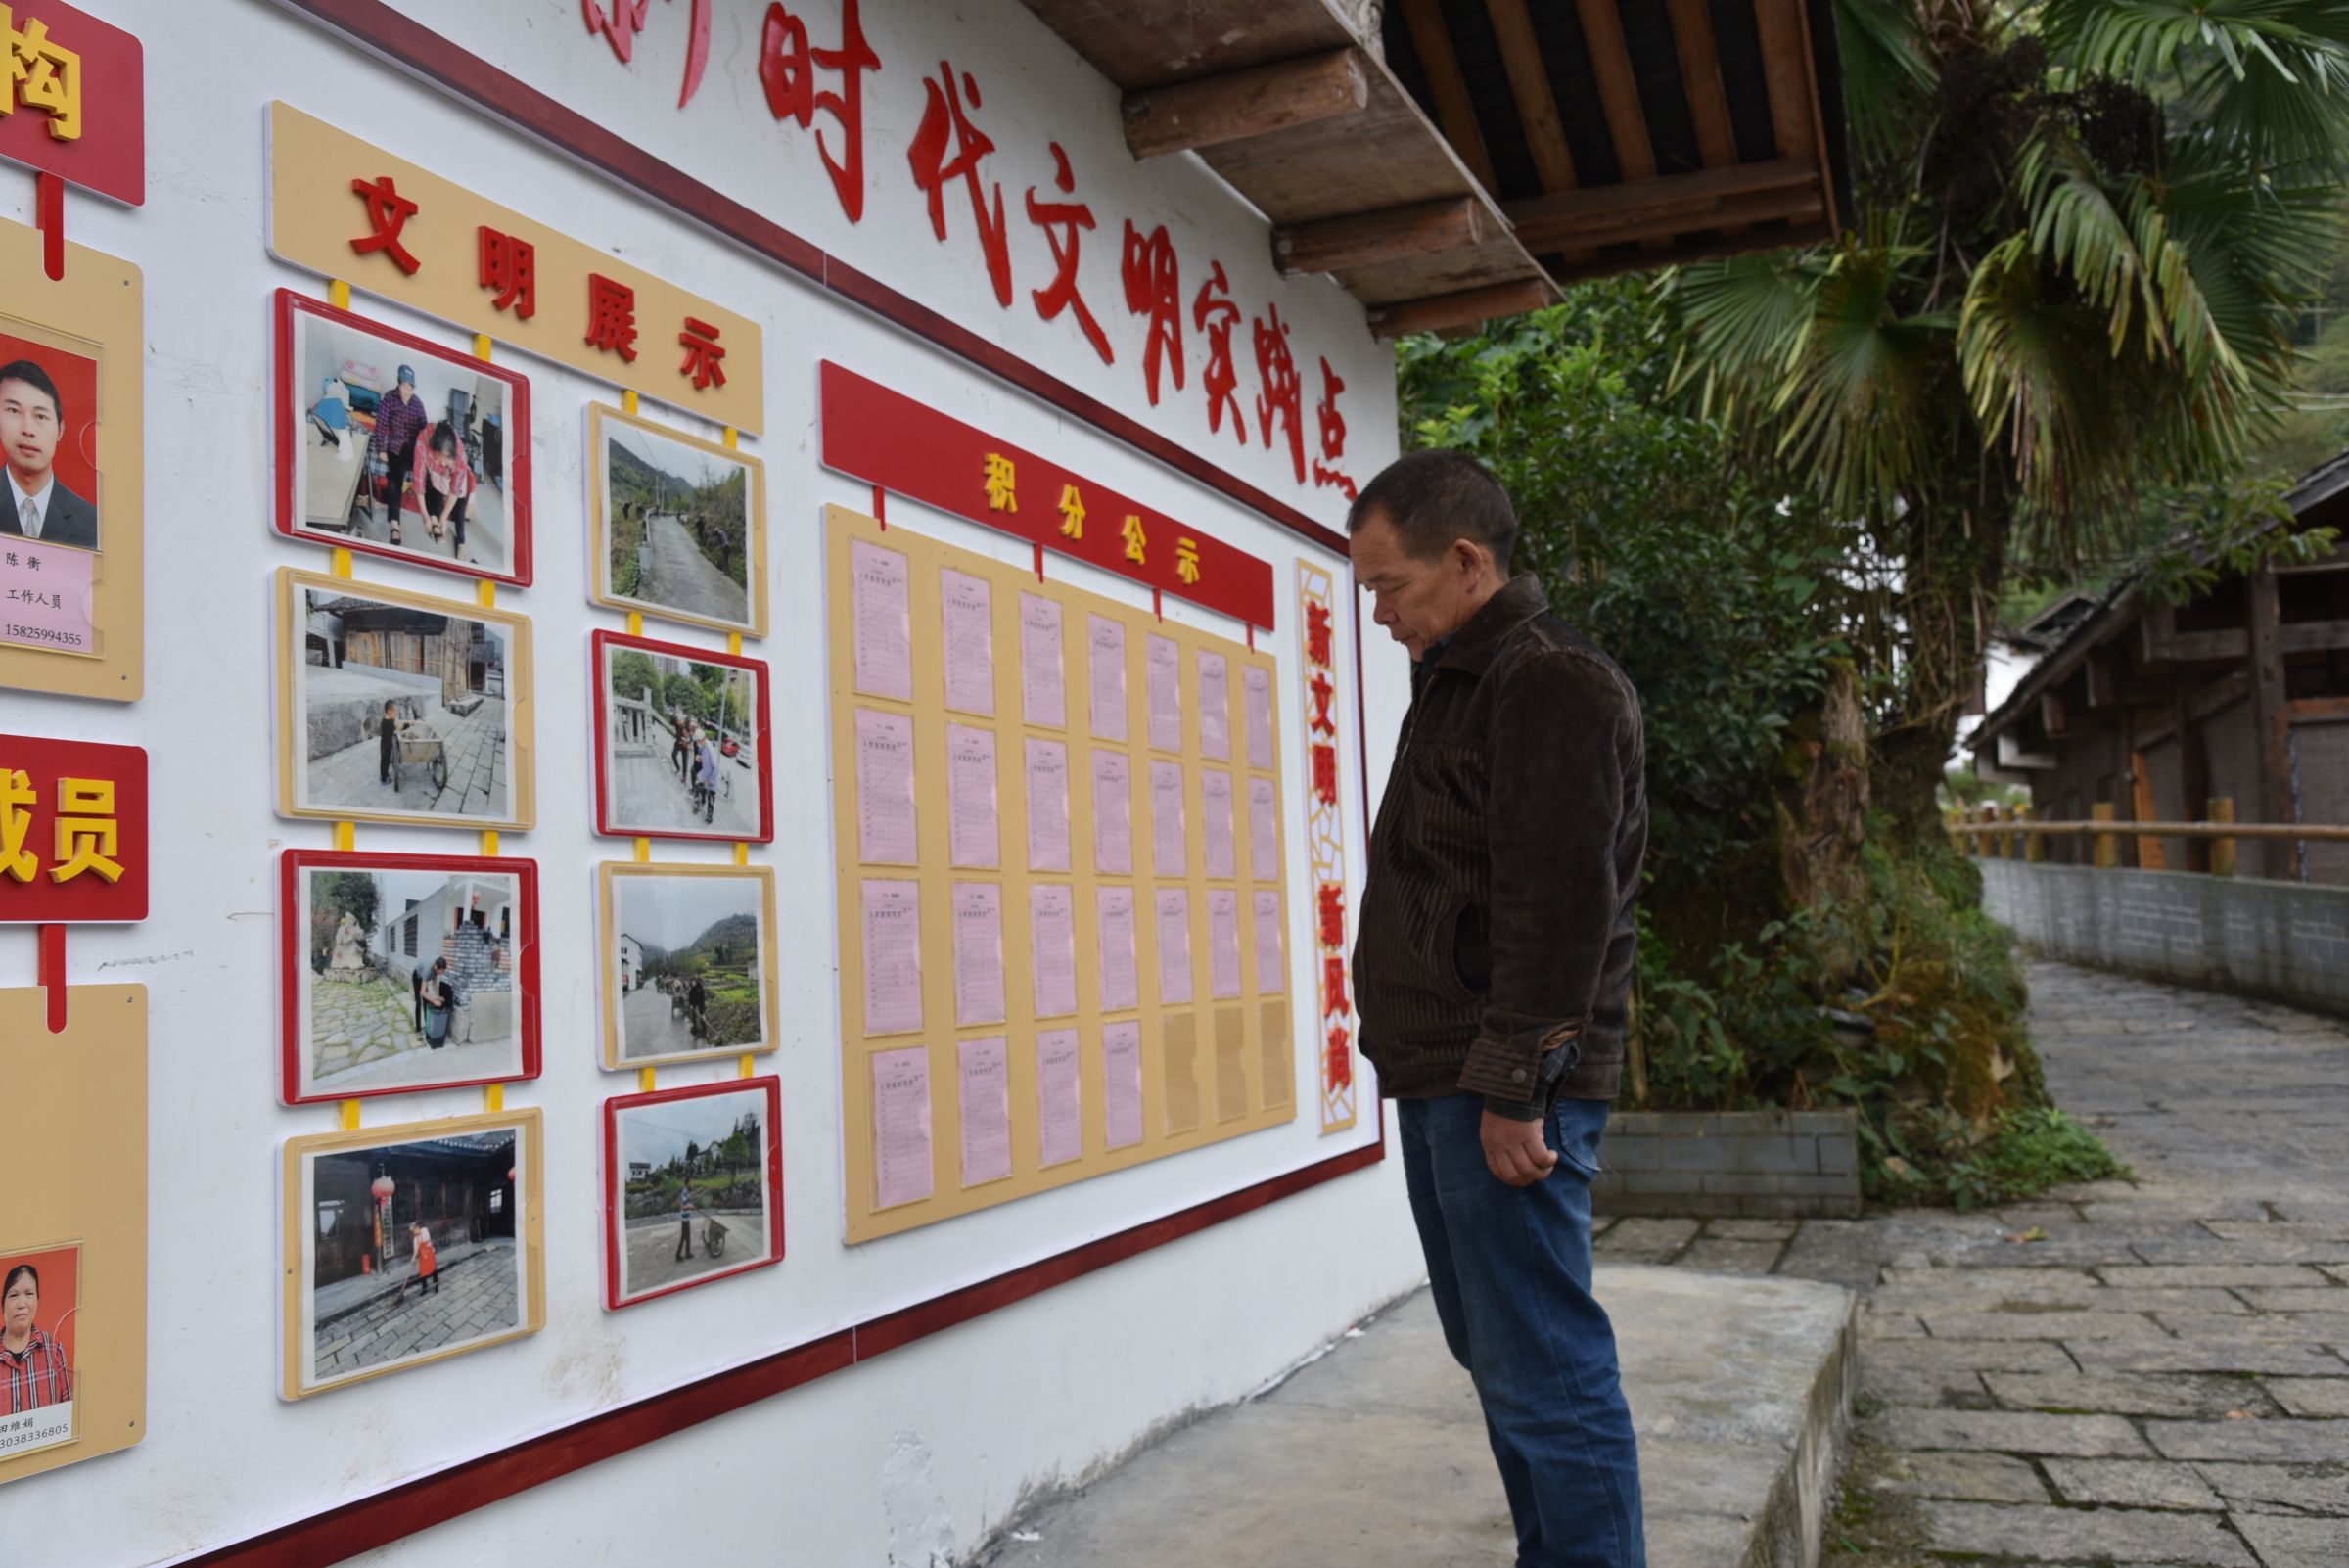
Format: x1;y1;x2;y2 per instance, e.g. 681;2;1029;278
272;289;534;587
278;849;543;1105
602;1076;785;1310
590;627;776;844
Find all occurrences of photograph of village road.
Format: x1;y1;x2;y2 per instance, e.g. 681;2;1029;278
306;1130;522;1385
612;873;768;1061
302;866;524;1096
603;420;753;626
602;644;761;837
615;1087;772;1301
299;589;510;822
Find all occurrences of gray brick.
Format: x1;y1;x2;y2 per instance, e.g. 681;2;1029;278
1594;1136;1662;1173
1816;1134;1858;1176
2042;1457;2219;1509
1865;1407;2148;1457
2145;1417;2349;1462
2233;1514;2349;1568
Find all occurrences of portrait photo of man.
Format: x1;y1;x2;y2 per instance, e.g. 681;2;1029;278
0;357;98;552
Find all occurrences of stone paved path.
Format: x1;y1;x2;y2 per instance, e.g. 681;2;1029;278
312;1238;521;1379
308;695;509;819
1610;960;2349;1567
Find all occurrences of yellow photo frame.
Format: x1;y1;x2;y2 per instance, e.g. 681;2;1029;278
280;1107;545;1401
0;223;143;702
586;402;768;640
274;567;537;831
0;986;145;1486
596;861;782;1070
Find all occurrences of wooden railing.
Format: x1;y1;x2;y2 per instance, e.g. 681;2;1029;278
1947;797;2349;875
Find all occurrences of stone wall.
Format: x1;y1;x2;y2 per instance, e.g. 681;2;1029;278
1592;1110;1863;1219
1980;857;2349;1016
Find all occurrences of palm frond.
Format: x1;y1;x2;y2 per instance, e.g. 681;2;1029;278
2042;0;2349;170
1834;0;1939;160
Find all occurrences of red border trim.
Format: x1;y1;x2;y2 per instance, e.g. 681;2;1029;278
265;0;1347;558
272;290;536;588
588;628;777;845
277;850;543;1105
183;1136;1380;1568
602;1077;786;1311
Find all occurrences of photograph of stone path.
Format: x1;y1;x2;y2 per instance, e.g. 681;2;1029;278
603;421;753;625
311;1236;520;1381
298;590;511;823
302;865;522;1096
303;1128;525;1392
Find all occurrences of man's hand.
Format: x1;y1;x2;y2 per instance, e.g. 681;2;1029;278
1480;1108;1558;1187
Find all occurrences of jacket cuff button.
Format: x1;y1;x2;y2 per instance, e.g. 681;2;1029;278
1510;1068;1527;1083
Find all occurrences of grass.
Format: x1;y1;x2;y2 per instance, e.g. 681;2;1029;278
1877;1106;2130;1211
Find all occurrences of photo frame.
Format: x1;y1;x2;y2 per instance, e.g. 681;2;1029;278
0;222;143;702
589;627;773;843
601;1077;784;1310
280;1108;545;1401
586;401;766;639
596;862;780;1071
272;289;534;585
0;1243;81;1463
277;850;542;1105
274;567;536;831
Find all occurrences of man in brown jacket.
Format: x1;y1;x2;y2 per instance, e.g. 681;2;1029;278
1351;450;1647;1568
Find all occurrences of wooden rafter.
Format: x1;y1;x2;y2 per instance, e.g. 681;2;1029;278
1121;49;1370;160
1367;279;1554;338
1272;197;1491;277
1573;0;1655;181
1665;0;1738;168
1751;0;1816;165
1483;0;1577;192
1504;159;1819;253
1397;0;1497;190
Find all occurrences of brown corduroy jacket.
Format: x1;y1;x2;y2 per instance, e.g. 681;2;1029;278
1354;574;1646;1107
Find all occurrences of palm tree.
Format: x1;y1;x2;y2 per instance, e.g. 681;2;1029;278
1666;0;2349;836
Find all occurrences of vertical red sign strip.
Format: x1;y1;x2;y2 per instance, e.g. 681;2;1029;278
1295;562;1356;1132
818;360;1274;630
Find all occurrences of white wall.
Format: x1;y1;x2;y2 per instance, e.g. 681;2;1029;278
0;3;1425;1563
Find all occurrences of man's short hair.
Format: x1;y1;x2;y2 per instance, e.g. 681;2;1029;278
1347;448;1516;569
0;359;63;424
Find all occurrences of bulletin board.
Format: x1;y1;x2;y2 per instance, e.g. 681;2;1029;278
827;505;1298;1243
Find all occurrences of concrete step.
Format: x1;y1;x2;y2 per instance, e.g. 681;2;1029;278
972;1264;1857;1568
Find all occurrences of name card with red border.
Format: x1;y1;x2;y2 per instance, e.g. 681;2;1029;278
0;0;143;205
0;733;148;922
819;361;1275;630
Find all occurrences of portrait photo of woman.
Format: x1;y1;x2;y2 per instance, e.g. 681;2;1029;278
1;1259;73;1415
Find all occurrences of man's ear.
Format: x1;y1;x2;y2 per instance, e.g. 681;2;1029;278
1451;535;1488;582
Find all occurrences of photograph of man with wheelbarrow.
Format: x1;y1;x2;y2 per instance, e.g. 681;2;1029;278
292;583;520;827
607;1082;778;1307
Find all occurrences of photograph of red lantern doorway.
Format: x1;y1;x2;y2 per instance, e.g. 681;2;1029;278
284;1113;541;1399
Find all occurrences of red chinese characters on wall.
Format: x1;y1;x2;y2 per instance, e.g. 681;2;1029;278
907;60;1011;307
1295;564;1356;1131
1120;221;1182;406
582;0;712;109
348;174;421;276
1025;143;1112;366
572;15;1363;498
757;0;878;222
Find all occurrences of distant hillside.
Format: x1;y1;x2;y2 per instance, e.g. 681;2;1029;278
683;912;758;957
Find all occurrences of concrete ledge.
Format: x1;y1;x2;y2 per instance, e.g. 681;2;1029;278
973;1265;1859;1568
1595;1110;1865;1220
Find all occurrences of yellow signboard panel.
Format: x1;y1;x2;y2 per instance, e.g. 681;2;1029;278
266;101;763;435
0;986;146;1486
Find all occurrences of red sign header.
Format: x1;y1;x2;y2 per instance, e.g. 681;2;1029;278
0;733;148;922
0;0;143;205
819;360;1275;629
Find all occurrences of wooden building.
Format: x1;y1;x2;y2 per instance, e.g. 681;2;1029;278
1968;457;2349;885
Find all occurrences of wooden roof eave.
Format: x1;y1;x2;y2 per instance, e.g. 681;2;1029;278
1009;0;1558;335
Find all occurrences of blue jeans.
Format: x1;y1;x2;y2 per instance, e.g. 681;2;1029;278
1399;1092;1645;1568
